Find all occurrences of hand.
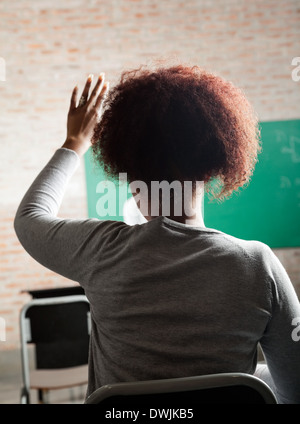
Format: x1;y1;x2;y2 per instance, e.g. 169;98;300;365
62;73;109;156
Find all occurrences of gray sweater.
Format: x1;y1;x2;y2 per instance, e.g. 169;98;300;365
14;148;300;403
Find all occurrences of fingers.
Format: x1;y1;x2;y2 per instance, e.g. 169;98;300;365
94;82;109;111
71;73;108;112
79;74;94;106
87;73;105;107
69;85;78;111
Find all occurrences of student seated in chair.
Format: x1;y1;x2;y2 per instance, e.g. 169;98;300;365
14;64;300;404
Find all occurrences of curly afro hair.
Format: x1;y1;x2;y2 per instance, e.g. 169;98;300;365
92;65;261;201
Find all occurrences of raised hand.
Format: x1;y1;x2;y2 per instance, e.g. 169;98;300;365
62;73;109;156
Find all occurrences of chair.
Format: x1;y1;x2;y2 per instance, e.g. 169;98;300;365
84;372;278;406
19;294;91;404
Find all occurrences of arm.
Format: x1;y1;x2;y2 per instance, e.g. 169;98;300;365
14;74;112;283
259;246;300;404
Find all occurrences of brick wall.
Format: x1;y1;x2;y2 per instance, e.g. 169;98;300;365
0;0;299;350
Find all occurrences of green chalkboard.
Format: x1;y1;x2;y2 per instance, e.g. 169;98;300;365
84;119;300;248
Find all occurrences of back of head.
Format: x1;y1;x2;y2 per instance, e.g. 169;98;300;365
92;64;261;201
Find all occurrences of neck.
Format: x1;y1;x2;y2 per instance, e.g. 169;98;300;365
161;214;205;227
132;181;205;227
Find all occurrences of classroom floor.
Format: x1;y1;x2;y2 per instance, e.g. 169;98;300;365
0;372;87;404
0;349;87;404
0;373;87;404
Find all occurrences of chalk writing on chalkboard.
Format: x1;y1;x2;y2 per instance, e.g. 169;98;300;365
280;176;292;188
276;129;300;163
280;176;300;208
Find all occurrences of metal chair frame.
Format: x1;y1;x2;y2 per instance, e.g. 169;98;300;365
85;372;278;405
20;294;90;403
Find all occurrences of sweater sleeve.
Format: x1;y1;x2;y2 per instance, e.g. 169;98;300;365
14;148;122;284
259;245;300;404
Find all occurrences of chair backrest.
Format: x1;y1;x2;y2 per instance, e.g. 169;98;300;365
85;372;278;405
20;295;90;372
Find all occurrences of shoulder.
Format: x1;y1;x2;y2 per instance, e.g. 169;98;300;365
206;229;271;260
211;231;285;279
217;231;274;258
90;218;145;246
218;232;293;292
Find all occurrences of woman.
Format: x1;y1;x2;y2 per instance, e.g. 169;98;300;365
14;66;300;404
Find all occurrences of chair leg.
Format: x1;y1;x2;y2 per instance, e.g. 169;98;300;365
20;387;30;404
38;389;49;404
69;387;75;402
